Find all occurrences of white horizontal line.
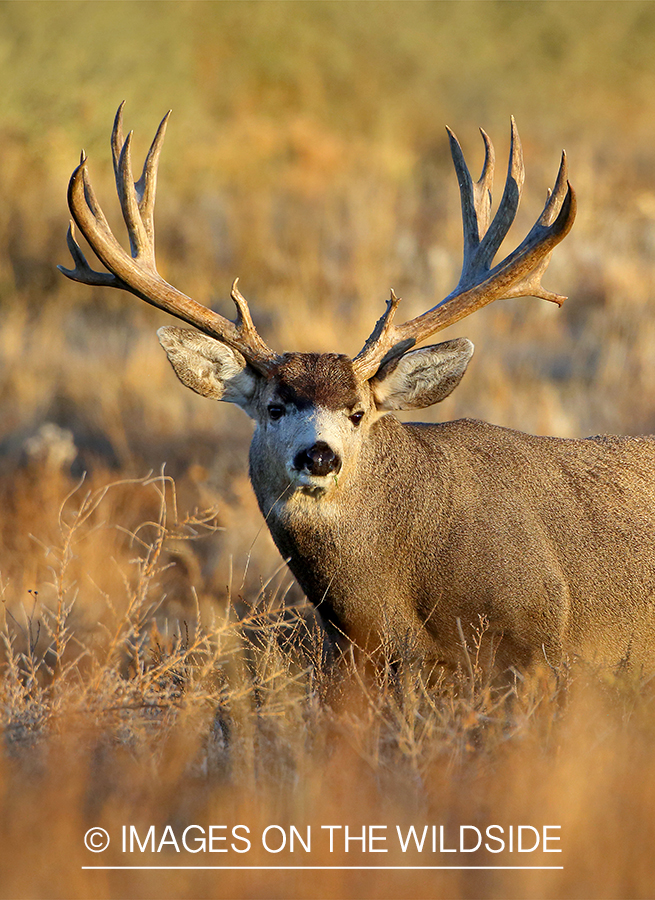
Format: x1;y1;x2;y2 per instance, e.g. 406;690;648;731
82;865;564;871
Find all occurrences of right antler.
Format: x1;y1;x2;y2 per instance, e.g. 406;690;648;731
58;103;280;376
353;118;576;378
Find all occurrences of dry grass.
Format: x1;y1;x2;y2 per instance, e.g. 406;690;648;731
2;473;655;900
4;2;655;897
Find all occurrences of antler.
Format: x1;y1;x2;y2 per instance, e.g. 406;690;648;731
353;118;576;379
58;103;279;376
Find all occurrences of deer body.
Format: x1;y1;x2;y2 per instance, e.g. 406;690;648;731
249;370;655;671
60;106;655;673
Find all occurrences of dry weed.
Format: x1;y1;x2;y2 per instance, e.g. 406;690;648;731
0;475;652;898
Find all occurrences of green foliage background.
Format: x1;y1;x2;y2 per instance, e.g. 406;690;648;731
3;1;655;144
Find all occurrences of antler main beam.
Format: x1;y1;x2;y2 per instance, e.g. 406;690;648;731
353;119;576;379
59;109;575;385
58;103;279;376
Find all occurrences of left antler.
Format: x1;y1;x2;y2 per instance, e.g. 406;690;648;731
58;103;280;376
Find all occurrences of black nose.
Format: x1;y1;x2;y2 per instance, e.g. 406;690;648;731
293;441;341;477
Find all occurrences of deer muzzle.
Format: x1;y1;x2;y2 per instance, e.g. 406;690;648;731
293;441;342;478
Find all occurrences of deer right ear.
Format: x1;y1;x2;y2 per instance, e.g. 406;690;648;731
370;338;474;411
157;326;261;414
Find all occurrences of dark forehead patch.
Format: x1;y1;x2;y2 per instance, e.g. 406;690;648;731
272;353;361;410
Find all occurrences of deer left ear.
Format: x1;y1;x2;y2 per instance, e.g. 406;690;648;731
157;326;261;413
370;338;474;411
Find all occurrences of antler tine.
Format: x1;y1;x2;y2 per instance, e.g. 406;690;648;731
135;110;170;243
472;116;524;277
355;289;409;369
353;120;576;380
59;104;280;375
116;130;152;264
474;129;495;236
59;220;116;287
230;277;282;361
541;149;569;227
111;101;170;253
447;125;495;274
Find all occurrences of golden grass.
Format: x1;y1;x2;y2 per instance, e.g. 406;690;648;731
1;473;655;899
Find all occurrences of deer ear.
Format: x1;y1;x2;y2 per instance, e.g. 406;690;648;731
157;326;261;414
370;338;474;411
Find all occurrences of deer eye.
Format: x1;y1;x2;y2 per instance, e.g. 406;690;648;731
267;404;285;421
349;411;365;427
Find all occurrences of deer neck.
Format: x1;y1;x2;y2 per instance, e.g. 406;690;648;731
249;415;449;624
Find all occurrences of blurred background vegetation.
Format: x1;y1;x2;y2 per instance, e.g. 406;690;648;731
3;3;655;897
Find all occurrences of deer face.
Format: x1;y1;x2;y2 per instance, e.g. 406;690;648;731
158;327;474;502
252;353;374;499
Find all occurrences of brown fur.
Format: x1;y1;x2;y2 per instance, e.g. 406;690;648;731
259;414;655;673
157;330;655;676
272;354;361;411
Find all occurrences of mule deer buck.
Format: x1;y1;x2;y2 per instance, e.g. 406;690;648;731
60;105;655;675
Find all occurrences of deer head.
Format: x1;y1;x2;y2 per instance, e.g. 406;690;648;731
59;105;575;508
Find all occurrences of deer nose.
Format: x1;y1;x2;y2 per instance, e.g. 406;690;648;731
293;441;341;477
